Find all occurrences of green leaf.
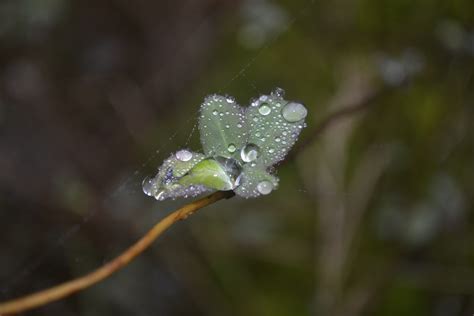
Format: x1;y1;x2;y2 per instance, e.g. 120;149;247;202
179;158;237;191
199;95;247;158
234;162;279;198
245;90;307;167
142;149;207;200
143;88;308;201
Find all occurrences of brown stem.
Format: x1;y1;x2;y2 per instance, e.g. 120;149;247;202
0;84;394;315
0;191;234;315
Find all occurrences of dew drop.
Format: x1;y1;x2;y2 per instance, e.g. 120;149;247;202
227;144;237;153
258;103;272;116
215;156;243;189
282;102;307;122
268;148;275;153
142;176;155;196
176;149;193;161
240;143;260;162
234;174;242;187
212;109;218;115
155;190;166;201
257;180;274;195
271;87;285;98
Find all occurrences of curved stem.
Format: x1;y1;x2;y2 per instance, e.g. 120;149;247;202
0;84;392;315
0;191;233;315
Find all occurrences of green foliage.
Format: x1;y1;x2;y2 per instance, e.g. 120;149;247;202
143;88;307;200
199;95;247;158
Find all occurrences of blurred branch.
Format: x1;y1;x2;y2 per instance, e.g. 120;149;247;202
0;191;234;315
287;84;397;162
0;83;394;315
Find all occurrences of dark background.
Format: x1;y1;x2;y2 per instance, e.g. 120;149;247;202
0;0;473;315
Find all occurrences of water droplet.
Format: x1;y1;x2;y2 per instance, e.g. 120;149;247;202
240;143;260;162
258;103;272;115
215;156;243;189
275;137;281;142
259;95;269;102
142;176;155;196
212;109;218;115
268;148;275;153
282;102;307;122
234;174;242;187
227;144;236;153
271;87;285;97
155;190;166;201
225;124;230;129
237;123;242;128
176;149;193;161
257;181;274;195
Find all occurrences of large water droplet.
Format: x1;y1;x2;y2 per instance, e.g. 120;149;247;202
282;102;307;122
258;103;272;116
215;156;242;189
257;181;274;195
227;143;236;153
142;176;155;196
240;143;260;162
176;149;193;161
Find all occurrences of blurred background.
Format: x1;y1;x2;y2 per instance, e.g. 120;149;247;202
0;0;473;315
